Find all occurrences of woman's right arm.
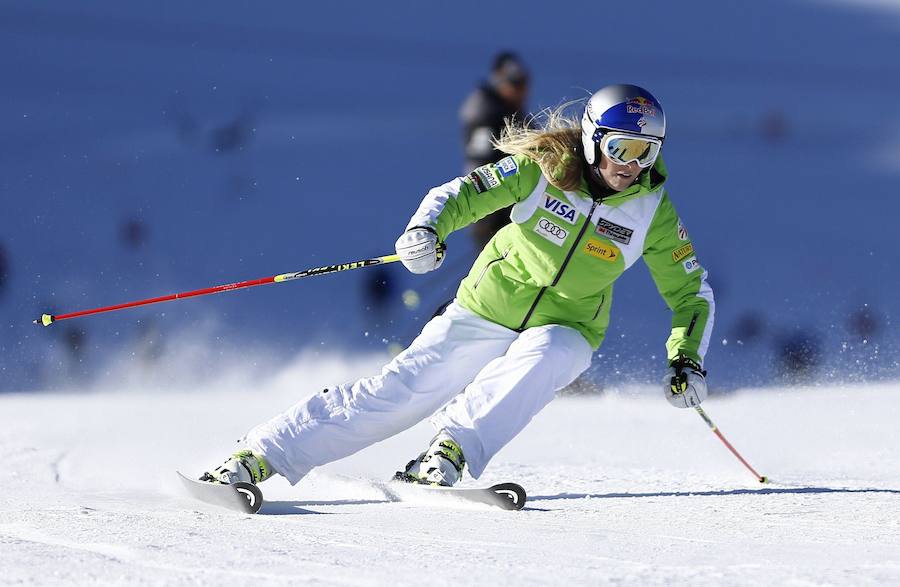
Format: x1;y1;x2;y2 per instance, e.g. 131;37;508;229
405;154;542;241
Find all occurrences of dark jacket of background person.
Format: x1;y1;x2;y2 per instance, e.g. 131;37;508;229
459;52;530;249
461;83;520;173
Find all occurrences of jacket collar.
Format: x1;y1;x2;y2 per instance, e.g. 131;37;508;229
578;156;668;206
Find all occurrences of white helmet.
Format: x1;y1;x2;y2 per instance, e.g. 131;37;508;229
581;84;666;166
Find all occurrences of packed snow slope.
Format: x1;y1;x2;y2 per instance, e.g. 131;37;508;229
1;0;899;390
3;355;899;586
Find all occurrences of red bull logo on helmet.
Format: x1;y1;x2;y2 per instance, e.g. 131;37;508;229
626;96;657;116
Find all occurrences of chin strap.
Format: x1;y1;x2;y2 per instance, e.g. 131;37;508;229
584;162;613;200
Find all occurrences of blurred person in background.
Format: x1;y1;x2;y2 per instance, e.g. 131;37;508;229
0;242;8;298
201;84;714;491
461;52;530;249
775;329;822;382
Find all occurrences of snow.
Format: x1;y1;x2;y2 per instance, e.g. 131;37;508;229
3;354;899;585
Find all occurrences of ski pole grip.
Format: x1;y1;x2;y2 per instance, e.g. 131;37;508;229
33;314;55;327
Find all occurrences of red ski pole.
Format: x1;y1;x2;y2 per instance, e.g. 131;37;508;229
33;253;400;327
694;406;769;484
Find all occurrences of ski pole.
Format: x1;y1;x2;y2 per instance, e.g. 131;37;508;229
694;406;769;484
33;253;401;327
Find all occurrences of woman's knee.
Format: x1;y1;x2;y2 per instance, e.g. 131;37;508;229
516;325;593;374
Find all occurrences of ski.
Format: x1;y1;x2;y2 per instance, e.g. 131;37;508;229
385;475;526;511
176;470;524;513
176;471;263;514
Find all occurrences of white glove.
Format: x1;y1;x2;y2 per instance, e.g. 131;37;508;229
664;356;708;408
395;227;445;274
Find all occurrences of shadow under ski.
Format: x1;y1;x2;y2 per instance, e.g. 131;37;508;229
259;499;391;515
531;486;900;502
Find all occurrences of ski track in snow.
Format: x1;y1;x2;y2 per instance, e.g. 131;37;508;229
2;364;900;586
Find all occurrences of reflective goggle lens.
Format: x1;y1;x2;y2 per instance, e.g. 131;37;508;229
601;134;661;168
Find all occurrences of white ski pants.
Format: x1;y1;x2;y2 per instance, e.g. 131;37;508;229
243;301;593;484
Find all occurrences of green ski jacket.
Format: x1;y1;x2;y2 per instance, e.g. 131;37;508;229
406;154;714;365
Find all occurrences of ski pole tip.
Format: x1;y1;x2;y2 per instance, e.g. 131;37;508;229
759;476;769;484
34;314;55;327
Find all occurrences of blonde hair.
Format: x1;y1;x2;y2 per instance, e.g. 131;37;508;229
492;101;584;191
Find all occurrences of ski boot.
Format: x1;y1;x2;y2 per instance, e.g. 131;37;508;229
201;449;273;485
394;432;465;487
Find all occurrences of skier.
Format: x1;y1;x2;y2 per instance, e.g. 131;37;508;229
202;84;714;489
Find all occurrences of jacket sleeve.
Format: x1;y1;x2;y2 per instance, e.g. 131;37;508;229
405;154;543;241
642;191;715;365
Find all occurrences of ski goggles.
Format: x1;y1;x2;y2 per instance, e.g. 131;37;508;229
598;132;662;168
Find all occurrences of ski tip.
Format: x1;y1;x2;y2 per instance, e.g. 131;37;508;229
490;482;527;511
176;471;264;514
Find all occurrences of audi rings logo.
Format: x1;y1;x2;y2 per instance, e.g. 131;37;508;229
534;217;568;246
539;218;567;237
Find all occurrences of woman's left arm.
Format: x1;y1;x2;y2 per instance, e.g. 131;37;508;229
642;191;715;366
